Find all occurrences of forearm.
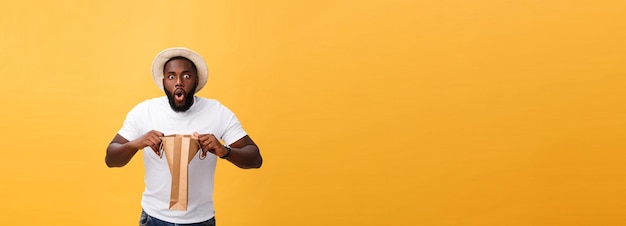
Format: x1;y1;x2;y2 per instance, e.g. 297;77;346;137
224;144;262;169
105;142;140;167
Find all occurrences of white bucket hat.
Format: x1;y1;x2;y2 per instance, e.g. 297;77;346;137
151;47;209;93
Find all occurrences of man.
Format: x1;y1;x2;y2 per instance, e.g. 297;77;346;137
105;47;262;226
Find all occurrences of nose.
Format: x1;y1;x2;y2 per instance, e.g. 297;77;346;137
175;75;183;87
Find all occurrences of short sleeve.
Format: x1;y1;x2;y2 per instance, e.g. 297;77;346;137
117;103;146;141
219;105;248;145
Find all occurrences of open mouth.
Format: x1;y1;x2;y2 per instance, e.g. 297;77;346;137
174;89;185;102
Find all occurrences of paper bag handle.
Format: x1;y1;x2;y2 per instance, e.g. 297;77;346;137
158;139;205;160
158;142;164;159
198;140;206;160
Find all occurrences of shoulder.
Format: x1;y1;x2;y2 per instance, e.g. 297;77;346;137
136;96;169;108
128;96;168;114
144;96;168;105
195;96;220;105
194;97;225;109
194;97;234;114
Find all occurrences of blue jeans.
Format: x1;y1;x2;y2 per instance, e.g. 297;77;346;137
139;210;216;226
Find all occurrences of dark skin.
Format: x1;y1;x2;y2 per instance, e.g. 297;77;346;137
105;58;262;169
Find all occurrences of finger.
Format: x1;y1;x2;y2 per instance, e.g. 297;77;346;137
208;139;220;150
197;135;207;144
199;133;212;140
144;140;153;149
201;143;210;152
199;139;208;149
151;130;164;137
148;136;161;146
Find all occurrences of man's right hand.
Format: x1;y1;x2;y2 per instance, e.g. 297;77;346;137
131;130;164;156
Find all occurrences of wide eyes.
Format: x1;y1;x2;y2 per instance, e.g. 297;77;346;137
167;74;191;79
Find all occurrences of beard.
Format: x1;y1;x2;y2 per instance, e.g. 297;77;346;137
165;85;197;112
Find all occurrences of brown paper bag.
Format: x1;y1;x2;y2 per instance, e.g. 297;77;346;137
159;134;201;211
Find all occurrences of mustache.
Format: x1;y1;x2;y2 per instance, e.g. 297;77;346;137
174;88;186;95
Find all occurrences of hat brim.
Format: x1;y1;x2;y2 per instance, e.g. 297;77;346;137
152;47;209;93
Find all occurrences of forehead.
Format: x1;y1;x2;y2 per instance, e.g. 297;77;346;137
163;57;197;74
165;58;193;68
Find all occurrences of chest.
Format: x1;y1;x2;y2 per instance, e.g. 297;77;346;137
144;110;226;138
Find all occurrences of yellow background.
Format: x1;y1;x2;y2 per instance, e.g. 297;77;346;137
1;0;625;225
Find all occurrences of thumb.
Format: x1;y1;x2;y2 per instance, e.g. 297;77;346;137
193;132;199;138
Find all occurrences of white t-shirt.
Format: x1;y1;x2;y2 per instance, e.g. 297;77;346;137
118;96;247;223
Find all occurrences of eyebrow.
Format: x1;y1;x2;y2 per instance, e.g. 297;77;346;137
166;70;194;74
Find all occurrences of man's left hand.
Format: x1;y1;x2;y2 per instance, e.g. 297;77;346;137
194;132;228;158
